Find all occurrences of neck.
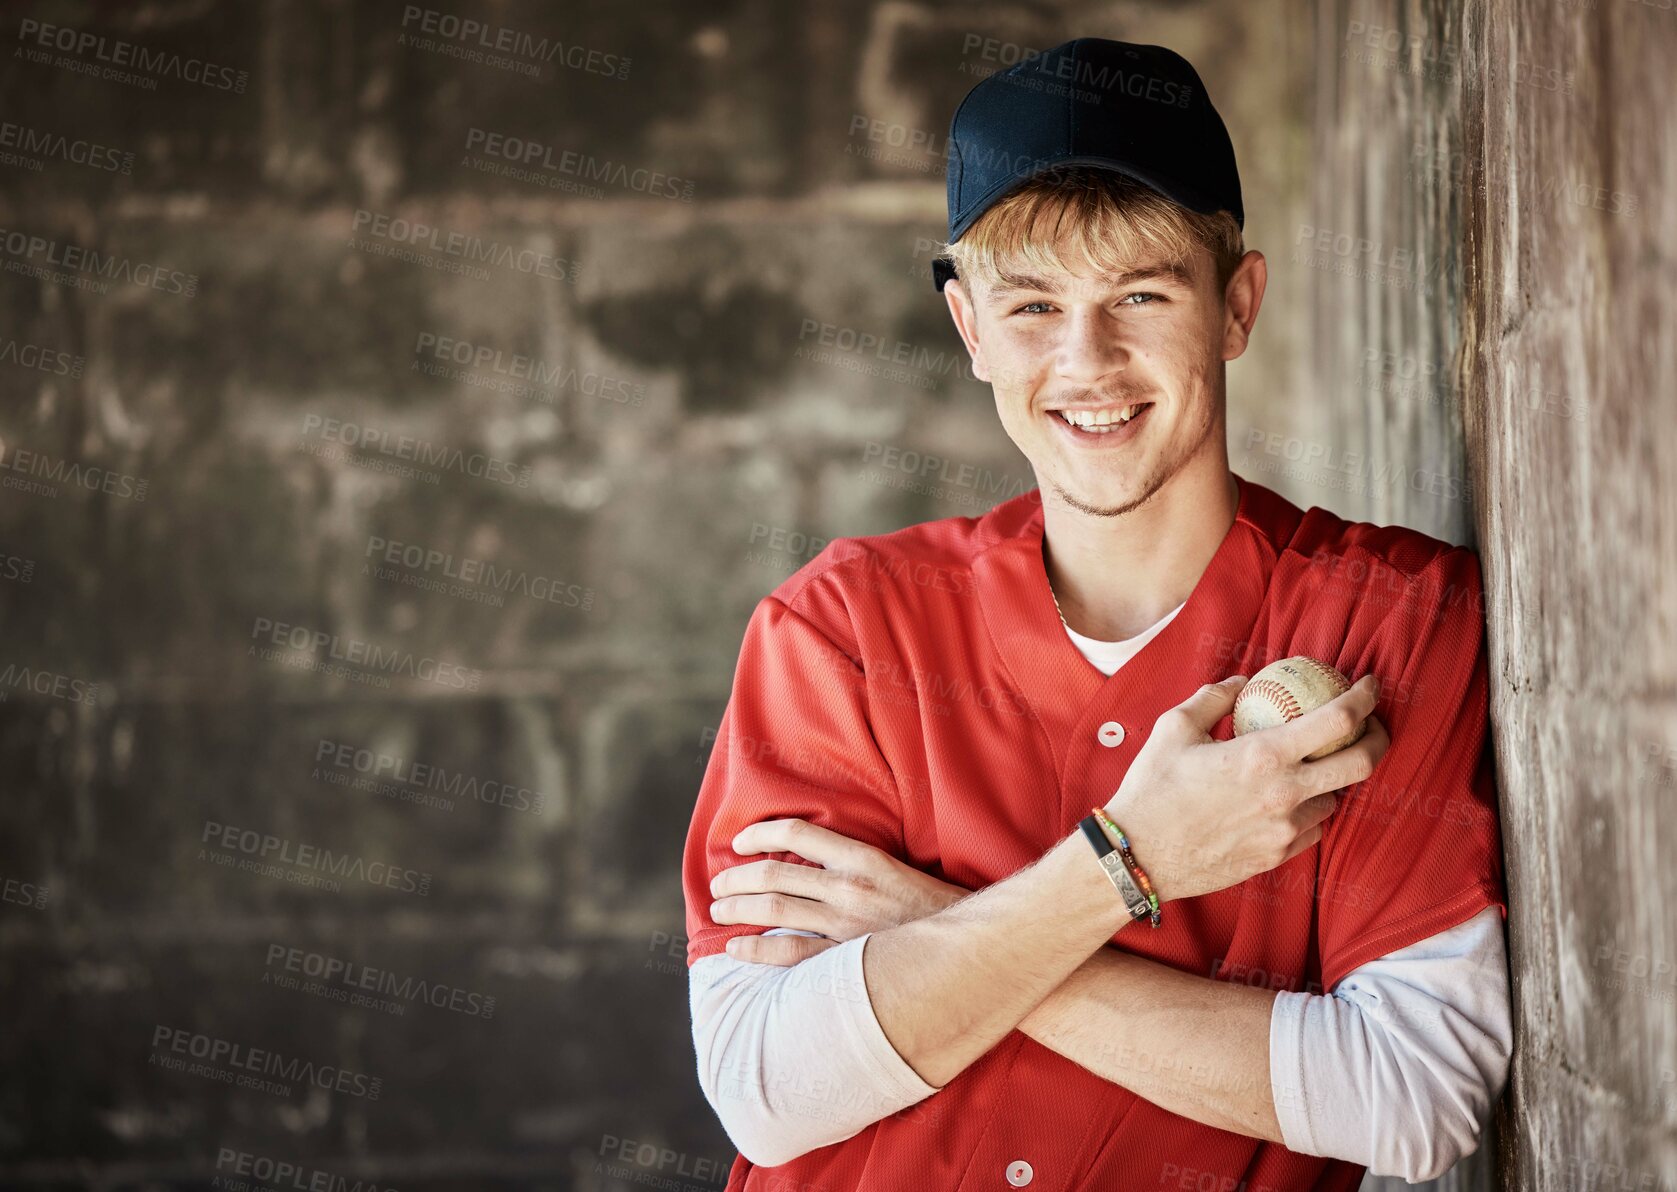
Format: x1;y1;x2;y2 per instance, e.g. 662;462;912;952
1041;455;1240;642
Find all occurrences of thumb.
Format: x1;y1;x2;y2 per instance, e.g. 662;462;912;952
1173;674;1248;734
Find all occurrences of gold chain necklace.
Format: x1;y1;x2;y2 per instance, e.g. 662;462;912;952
1042;542;1070;628
1046;573;1070;628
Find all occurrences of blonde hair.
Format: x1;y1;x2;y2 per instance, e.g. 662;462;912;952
941;166;1244;298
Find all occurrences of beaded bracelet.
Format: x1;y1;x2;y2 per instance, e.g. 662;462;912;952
1091;806;1161;928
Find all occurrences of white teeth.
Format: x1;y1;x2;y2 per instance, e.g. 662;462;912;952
1056;404;1145;430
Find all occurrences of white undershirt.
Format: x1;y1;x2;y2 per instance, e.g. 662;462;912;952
1056;597;1187;674
688;607;1512;1180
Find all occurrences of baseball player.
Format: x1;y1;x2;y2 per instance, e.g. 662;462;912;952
683;37;1508;1191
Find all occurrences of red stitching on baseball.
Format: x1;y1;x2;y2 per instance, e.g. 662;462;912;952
1241;678;1302;720
1295;657;1349;695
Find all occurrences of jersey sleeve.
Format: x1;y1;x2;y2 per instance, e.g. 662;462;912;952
682;592;907;967
1314;546;1508;990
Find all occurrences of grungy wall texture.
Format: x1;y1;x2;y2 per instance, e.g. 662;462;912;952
0;0;1666;1190
1304;0;1677;1188
1276;0;1475;547
1456;2;1677;1190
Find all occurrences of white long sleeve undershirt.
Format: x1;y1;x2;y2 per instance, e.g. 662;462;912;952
688;606;1512;1178
689;911;1508;1177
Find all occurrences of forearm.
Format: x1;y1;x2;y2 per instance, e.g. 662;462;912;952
864;828;1133;1088
689;933;939;1167
1016;945;1284;1142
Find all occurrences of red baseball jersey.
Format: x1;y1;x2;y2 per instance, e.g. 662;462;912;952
683;472;1506;1191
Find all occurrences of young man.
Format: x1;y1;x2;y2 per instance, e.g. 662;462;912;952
683;38;1509;1190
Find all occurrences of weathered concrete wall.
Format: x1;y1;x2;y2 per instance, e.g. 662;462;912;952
1457;3;1677;1189
1301;0;1677;1189
1257;0;1476;549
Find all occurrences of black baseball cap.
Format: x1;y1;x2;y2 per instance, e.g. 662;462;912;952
933;37;1243;291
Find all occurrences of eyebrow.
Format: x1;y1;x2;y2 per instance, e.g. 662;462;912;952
986;263;1195;301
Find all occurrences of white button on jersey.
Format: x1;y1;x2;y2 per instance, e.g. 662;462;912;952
1006;1159;1034;1186
1097;720;1125;747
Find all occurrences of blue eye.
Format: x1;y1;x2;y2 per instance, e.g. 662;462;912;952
1011;294;1162;315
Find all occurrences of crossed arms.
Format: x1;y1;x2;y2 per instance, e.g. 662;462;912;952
714;816;1288;1137
691;819;1510;1178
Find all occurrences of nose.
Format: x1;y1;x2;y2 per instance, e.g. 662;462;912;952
1054;306;1130;387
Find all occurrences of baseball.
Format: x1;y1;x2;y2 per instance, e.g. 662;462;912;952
1232;656;1366;761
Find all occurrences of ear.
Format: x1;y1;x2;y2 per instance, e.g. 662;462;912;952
1221;250;1267;362
944;278;992;383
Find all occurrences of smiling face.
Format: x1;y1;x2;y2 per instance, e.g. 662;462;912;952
941;170;1263;519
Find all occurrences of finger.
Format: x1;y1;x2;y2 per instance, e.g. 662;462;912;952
711;891;838;936
732;818;883;872
1288;791;1339;834
1293;714;1389;794
710;858;836;901
1280;823;1324;865
1168;675;1249;737
1269;674;1380;762
724;932;837;967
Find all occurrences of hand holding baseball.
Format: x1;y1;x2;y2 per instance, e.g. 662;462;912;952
1233;657;1369;760
1102;670;1389;904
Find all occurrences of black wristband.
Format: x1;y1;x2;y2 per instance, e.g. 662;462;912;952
1078;813;1153;923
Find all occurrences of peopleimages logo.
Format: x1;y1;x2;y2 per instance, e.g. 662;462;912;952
0;661;99;706
364;534;595;612
350;210;582;281
16;18;249;92
215;1147;400;1192
297;413;531;488
0;227;198;296
0;334;84;377
314;736;549;815
398;5;631;80
263;943;496;1018
462;128;695;200
0;443;147;500
2;876;48;910
149;1025;382;1100
956;34;1197;108
0;120;134;174
200;819;434;897
249;617;483;690
411;331;644;407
